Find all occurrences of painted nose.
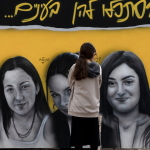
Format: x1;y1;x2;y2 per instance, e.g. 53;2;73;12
15;91;23;101
60;95;68;107
117;84;126;96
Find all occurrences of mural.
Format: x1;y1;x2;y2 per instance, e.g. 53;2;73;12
0;0;150;149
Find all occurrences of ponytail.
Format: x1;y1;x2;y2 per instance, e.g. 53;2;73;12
72;42;96;80
72;55;88;80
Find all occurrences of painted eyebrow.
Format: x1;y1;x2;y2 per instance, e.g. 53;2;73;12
20;81;29;85
122;75;135;80
108;77;115;80
50;87;70;93
4;85;13;88
4;81;29;88
108;75;135;81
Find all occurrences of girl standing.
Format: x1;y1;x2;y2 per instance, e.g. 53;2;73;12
68;43;102;150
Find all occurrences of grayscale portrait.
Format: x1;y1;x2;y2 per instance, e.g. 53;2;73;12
0;56;57;148
100;51;150;148
46;52;79;148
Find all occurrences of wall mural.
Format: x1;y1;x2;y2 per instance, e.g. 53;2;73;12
0;0;149;148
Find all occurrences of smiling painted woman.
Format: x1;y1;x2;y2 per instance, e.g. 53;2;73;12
107;63;140;114
0;56;57;148
100;51;150;148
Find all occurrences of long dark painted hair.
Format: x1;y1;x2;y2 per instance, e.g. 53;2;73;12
72;42;96;80
46;52;78;148
46;52;79;103
100;51;150;148
0;56;51;137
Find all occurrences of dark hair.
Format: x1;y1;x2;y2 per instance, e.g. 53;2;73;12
46;52;79;100
100;51;150;148
72;42;96;80
0;56;50;137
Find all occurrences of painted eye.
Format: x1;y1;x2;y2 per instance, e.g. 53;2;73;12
125;80;133;85
108;81;116;87
51;93;59;98
7;88;14;93
65;88;71;96
22;85;29;89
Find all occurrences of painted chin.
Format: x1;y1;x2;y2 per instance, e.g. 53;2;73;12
14;101;29;113
115;103;134;113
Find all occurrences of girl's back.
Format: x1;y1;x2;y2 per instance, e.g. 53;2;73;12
68;62;102;118
68;42;101;150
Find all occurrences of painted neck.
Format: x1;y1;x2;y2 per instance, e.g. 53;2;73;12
13;106;35;123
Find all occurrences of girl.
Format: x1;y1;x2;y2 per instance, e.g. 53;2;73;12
68;43;102;150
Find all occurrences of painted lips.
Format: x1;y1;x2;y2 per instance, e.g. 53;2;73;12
16;102;27;108
115;98;128;102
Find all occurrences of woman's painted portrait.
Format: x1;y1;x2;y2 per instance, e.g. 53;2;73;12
0;56;57;148
100;51;150;148
46;52;79;148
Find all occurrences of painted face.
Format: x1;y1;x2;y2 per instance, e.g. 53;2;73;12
48;74;71;117
3;68;39;116
107;63;140;113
